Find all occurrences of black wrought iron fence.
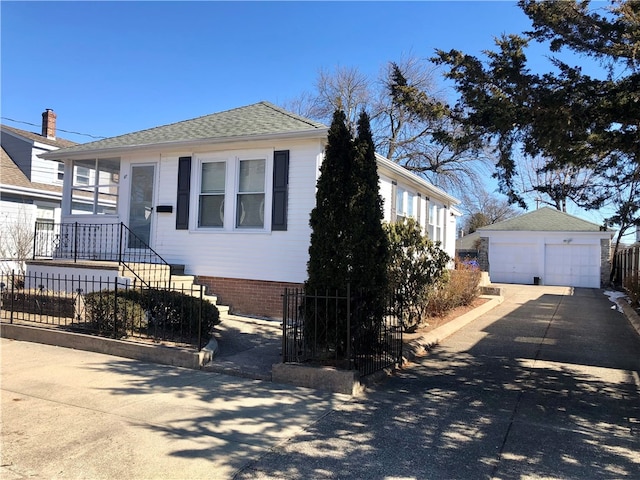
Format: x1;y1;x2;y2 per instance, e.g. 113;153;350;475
281;286;403;377
33;222;171;288
0;271;219;350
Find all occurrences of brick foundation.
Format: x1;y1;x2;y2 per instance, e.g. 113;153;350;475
195;276;303;319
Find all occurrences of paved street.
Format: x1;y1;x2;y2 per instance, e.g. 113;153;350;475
2;285;639;479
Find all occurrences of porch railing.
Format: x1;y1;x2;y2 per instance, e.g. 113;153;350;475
33;222;172;288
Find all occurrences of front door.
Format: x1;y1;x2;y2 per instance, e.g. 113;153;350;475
128;164;156;248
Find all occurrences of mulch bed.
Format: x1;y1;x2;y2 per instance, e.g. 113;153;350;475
410;296;490;335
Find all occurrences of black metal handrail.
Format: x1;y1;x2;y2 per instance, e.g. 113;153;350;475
33;222;172;288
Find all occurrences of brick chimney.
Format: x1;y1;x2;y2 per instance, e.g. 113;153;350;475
42;109;57;139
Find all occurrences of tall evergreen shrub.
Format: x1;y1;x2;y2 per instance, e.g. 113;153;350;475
306;109;389;358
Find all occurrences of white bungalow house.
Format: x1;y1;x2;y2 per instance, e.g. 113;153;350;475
34;102;460;318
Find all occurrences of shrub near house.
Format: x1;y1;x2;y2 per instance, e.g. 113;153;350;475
84;288;220;342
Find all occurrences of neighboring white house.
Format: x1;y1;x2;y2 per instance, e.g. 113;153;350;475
0;110;76;272
476;207;613;288
37;102;460;317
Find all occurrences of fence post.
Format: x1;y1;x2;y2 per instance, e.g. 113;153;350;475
33;222;38;260
118;222;124;265
198;285;203;351
9;270;15;324
113;277;118;339
73;222;78;263
281;289;288;363
346;283;351;367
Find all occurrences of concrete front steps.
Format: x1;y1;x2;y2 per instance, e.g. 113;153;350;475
119;266;230;317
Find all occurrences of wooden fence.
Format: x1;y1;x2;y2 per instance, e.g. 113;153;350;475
613;244;639;286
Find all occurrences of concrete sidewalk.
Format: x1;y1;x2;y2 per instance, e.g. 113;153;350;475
1;338;351;480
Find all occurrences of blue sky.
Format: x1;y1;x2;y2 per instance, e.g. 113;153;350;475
1;1;611;224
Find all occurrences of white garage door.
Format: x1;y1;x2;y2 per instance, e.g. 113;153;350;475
489;243;538;284
544;244;600;288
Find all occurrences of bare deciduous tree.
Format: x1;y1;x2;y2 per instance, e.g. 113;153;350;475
459;186;522;234
0;205;35;277
282;56;494;199
283;65;371;136
515;155;596;212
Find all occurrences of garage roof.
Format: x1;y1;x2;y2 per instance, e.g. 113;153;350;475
478;207;610;232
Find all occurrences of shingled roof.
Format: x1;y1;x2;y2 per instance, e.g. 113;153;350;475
41;102;328;159
1;124;77;149
478;207;608;232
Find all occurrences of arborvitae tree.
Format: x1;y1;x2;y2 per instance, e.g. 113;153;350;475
306;109;389;359
351;111;389;320
307;109;354;293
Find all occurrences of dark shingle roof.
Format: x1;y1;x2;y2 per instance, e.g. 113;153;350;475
43;102;328;158
478;207;607;232
1;124;77;148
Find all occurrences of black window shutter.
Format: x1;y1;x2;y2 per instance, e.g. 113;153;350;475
176;156;191;230
271;150;289;231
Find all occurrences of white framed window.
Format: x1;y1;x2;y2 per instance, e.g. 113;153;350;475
57;162;64;181
198;161;226;227
396;187;415;221
195;151;270;232
428;203;442;242
70;158;119;215
236;159;265;228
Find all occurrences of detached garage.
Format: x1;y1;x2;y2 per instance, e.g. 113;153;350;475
476;207;614;288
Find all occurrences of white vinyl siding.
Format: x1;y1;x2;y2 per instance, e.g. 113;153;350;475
74;140;459;286
147;142;322;283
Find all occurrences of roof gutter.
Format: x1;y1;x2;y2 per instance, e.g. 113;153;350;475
40;128;329;161
1;184;63;201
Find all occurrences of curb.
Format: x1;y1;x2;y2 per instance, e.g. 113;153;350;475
617;298;640;338
0;323;209;370
402;295;505;364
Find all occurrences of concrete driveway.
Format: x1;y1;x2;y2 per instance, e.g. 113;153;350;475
238;285;640;479
2;285;639;479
